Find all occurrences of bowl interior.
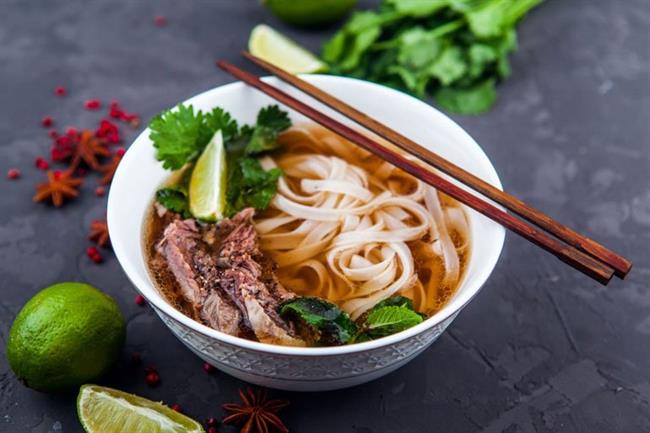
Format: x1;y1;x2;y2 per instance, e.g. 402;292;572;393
108;75;505;355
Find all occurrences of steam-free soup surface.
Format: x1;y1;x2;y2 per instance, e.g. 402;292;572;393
145;124;470;324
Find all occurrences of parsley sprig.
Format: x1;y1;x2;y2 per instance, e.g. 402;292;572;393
150;104;291;218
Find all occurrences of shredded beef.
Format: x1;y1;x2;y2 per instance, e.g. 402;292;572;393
154;208;304;346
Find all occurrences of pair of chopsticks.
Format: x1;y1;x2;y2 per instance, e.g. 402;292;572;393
217;53;632;285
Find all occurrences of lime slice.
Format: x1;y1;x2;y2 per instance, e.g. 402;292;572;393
189;130;227;221
249;24;328;74
77;385;205;433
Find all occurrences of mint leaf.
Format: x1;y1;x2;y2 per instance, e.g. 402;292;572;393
365;306;424;334
280;297;358;346
353;295;425;342
156;187;191;218
371;295;417;311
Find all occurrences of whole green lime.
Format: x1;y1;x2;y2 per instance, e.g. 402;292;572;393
6;282;126;392
264;0;357;27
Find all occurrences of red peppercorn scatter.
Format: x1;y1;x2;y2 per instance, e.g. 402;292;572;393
86;246;103;264
207;427;217;433
170;404;182;413
54;85;66;96
35;157;49;171
96;119;121;144
84;98;101;110
7;169;20;179
95;186;106;197
135;294;146;306
41;116;54;128
109;101;140;127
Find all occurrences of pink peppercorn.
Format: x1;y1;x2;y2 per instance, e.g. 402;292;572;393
135;295;146;306
54;85;66;96
95;186;106;197
7;169;20;179
41;116;54;128
84;99;101;110
145;371;160;386
35;157;49;170
86;246;103;263
153;15;167;27
203;362;215;374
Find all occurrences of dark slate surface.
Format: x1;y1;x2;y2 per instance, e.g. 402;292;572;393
1;0;649;432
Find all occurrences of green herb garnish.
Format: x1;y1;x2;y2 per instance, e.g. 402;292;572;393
150;104;291;218
156;187;191;219
353;295;425;342
279;297;358;346
243;105;291;155
225;158;283;217
322;0;542;114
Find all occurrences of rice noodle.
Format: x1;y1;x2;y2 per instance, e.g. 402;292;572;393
256;125;470;318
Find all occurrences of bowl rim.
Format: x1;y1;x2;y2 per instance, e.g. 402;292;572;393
108;74;505;357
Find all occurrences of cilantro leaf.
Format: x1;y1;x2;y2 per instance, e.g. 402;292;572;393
321;0;541;114
225;157;282;216
434;78;497;114
156;187;191;218
150;104;292;218
150;105;208;170
244;105;291;155
203;107;239;143
279;297;358;346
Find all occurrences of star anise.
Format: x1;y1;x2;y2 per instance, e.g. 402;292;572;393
70;129;111;170
98;149;124;185
33;170;83;207
223;388;290;433
89;219;110;247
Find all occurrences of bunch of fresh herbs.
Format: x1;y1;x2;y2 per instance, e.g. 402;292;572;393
322;0;542;114
150;104;290;218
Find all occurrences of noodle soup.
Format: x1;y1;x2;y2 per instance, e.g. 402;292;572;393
143;104;470;347
256;125;470;318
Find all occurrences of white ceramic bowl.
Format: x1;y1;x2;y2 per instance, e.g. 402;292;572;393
108;75;505;391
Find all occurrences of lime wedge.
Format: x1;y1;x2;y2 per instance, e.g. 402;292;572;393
77;385;205;433
189;130;227;222
249;24;328;74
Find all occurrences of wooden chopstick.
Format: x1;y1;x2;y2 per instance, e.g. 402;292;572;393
217;60;615;285
242;52;632;280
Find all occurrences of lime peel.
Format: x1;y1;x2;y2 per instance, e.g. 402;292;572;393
78;385;205;433
249;24;328;74
189;129;227;221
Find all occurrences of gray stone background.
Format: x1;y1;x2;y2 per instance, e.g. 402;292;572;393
1;0;649;432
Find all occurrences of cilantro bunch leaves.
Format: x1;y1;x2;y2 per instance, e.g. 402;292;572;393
150;104;291;218
322;0;542;114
